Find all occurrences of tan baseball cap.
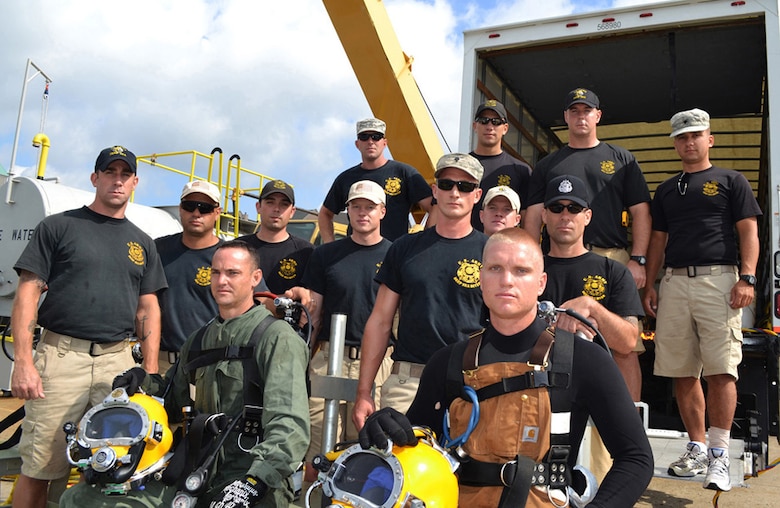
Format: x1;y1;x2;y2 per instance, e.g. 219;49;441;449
347;180;386;205
483;186;521;211
180;180;220;204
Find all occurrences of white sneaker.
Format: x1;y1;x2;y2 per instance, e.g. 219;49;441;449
704;448;731;491
668;442;708;477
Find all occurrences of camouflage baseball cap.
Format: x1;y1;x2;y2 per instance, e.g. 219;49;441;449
434;153;484;182
356;118;386;135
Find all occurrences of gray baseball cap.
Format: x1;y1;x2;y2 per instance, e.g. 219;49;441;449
356;118;387;135
670;108;710;137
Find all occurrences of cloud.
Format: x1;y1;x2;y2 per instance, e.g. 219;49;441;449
1;0;646;211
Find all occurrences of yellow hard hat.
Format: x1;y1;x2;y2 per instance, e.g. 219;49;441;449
65;388;173;492
321;427;459;508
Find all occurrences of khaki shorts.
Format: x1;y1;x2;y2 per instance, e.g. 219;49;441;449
653;266;743;379
589;246;645;353
20;331;134;479
379;361;423;414
306;343;392;461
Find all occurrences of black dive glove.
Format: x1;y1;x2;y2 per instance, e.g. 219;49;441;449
209;476;267;508
358;407;417;450
112;367;146;395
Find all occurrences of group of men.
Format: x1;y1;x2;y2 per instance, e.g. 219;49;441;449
8;86;760;507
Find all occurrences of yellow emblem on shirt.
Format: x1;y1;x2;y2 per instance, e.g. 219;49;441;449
194;266;212;286
278;258;298;280
127;242;145;266
384;177;401;197
703;180;719;197
454;259;482;289
497;174;511;187
582;275;607;301
375;261;383;274
600;160;616;175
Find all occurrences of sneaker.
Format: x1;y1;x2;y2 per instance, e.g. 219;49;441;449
668;442;708;477
704;448;731;491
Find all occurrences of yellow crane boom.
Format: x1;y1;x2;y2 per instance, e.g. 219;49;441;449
322;0;444;181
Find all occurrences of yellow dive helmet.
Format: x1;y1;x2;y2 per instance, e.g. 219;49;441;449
64;387;174;494
314;427;459;508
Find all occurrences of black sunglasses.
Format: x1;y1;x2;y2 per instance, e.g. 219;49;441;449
475;116;506;126
677;172;689;196
357;132;384;142
436;179;479;193
547;202;586;214
181;200;217;214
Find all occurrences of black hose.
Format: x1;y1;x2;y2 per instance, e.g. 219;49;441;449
560;308;613;358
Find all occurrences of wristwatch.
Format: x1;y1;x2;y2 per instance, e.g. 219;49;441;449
740;274;757;286
630;255;647;266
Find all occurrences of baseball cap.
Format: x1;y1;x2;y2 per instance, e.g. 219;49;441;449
95;145;137;173
260;179;295;204
434;153;484;182
356;118;387;135
565;88;600;109
544;175;590;208
483;186;521;212
474;100;507;120
180;180;221;204
670;108;710;137
347;180;386;205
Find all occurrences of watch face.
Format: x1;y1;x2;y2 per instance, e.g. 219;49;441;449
631;256;647;266
741;275;757;286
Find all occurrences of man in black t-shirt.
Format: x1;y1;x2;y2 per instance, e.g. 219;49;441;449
352;153;488;430
524;88;652;289
155;180;223;373
237;179;313;295
301;180;393;477
319;118;433;242
643;109;761;492
541;174;645;483
468;100;532;231
10;146;167;508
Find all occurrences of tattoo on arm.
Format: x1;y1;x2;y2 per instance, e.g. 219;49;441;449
137;315;150;341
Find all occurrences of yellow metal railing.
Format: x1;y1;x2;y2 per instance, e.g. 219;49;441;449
135;148;278;238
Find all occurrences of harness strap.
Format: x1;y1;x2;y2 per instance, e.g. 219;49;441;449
459;454;536;505
0;406;24;450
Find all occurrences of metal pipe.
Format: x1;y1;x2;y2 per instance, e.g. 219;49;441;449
321;313;347;455
7;59;52;204
32;133;50;180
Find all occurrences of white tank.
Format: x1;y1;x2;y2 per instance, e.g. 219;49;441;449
0;176;182;313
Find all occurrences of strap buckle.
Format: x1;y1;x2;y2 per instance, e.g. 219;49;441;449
500;460;517;487
687;266;697;277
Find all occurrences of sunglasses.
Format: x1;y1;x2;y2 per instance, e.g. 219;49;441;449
436;179;479;193
475;116;506;126
180;200;217;214
357;132;384;142
677;172;689;196
547;202;586;214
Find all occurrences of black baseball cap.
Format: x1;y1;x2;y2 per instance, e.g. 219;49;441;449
95;146;137;173
565;88;600;109
544;175;590;208
474;100;507;120
260;179;295;204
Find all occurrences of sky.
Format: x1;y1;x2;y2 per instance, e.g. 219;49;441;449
1;0;663;214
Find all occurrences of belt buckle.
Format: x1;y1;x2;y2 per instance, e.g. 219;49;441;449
500;460;517;487
687;266;696;277
89;342;99;356
348;346;360;360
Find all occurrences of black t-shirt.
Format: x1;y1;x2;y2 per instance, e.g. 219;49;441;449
377;228;487;363
651;166;762;267
155;233;223;351
527;143;651;248
407;319;653;507
14;206;168;342
469;151;532;231
542;252;644;318
322;160;432;241
236;233;313;294
302;237;392;346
